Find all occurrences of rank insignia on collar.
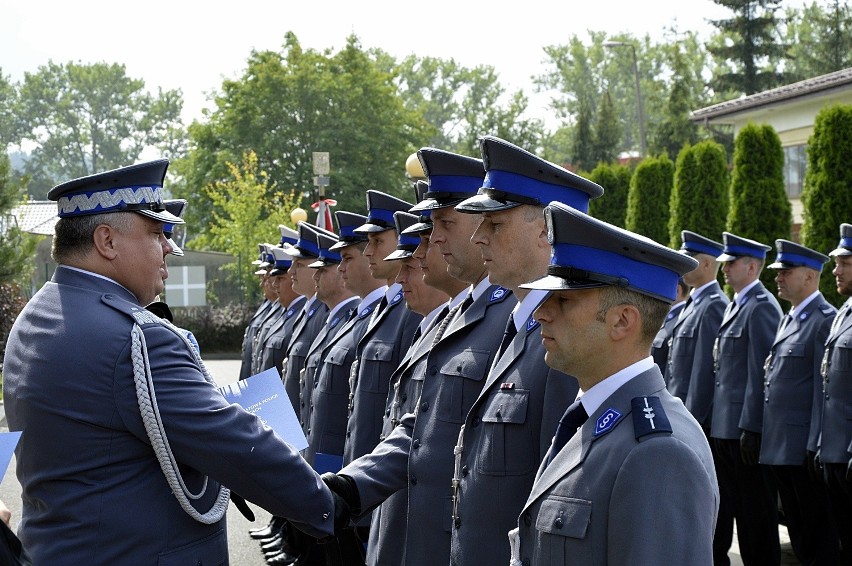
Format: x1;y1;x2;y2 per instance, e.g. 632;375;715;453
358;306;374;319
286;308;296;319
526;316;540;333
329;316;342;329
594;408;622;437
489;286;509;303
307;306;318;319
631;396;672;439
391;291;403;305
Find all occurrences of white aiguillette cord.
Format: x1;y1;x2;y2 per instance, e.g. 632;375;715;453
130;320;230;524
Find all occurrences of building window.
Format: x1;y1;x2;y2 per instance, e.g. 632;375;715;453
783;144;807;199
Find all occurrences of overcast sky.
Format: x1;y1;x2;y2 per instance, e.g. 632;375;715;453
2;0;807;127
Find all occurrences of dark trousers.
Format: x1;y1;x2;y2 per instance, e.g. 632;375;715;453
713;438;780;566
770;464;838;565
823;462;852;565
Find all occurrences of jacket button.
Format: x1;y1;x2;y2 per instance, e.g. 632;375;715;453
454;517;461;528
471;417;480;428
462;465;469;477
385;409;391;417
429;366;438;376
413;438;421;449
421;401;429;412
524;512;531;526
554;517;564;528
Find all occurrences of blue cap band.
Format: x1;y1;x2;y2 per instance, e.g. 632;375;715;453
840;237;852;248
551;243;679;301
280;236;298;246
295;238;320;256
724;243;767;259
776;251;825;270
484;170;591;213
682;241;722;256
339;224;358;239
366;208;396;226
163;223;175;234
427;173;484;195
318;248;342;263
398;234;420;248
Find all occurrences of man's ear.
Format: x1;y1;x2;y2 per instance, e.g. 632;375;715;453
92;224;119;260
609;303;641;342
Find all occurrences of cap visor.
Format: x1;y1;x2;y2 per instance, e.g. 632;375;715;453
329;239;364;251
308;259;339;268
454;193;521;214
716;252;740;262
829;248;852;257
167;238;184;257
353;223;393;234
519;274;610;291
137;209;185;224
409;198;467;212
401;221;432;235
384;249;413;261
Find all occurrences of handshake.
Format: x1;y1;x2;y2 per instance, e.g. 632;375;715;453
273;473;364;566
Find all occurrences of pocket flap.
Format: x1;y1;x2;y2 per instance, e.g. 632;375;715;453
481;389;529;423
536;497;591;539
439;348;490;381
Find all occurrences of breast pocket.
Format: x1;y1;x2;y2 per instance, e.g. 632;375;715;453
359;341;395;393
434;348;490;424
831;339;852;373
535;496;592;564
477;389;534;476
320;345;352;394
719;325;746;356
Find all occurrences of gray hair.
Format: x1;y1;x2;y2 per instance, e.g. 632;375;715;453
52;212;134;263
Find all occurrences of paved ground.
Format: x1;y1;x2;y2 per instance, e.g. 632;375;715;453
0;357;799;564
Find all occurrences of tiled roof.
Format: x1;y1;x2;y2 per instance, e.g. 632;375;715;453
691;67;852;122
9;201;58;236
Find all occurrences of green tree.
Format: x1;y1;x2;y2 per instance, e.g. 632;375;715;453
196;151;300;304
708;0;792;95
668;141;729;248
571;101;595;171
587;161;632;227
176;33;431;236
650;46;700;159
15;61;184;198
727;122;792;294
591;91;621;166
0;154;39;286
0;68;16;149
785;0;852;80
625;154;674;244
800;104;852;306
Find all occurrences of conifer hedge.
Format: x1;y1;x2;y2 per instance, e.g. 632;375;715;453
727;122;792;295
800;104;852;307
625;155;674;245
668;140;729;249
587;162;632;228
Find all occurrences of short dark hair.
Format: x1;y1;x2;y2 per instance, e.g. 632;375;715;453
595;285;671;343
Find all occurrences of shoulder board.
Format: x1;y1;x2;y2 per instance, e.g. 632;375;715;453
708;293;721;300
819;304;836;317
101;294;162;327
755;293;770;302
631;396;673;440
488;286;511;304
390;290;404;306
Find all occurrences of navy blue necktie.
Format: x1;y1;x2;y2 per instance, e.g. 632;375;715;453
497;316;518;357
544;400;588;468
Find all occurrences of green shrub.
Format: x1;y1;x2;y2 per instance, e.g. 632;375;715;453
625;154;674;245
172;304;256;354
587;162;632;228
668;141;729;249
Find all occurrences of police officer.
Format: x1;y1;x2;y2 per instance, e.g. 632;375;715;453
651;277;688;381
449;135;602;566
819;223;852;562
666;230;729;429
359;199;468;566
511;202;718;565
300;231;362;467
2;160;341;564
344;196;421;465
280;223;331;415
240;243;278;380
711;232;782;566
255;228;307;377
761;239;838;564
322;147;517;566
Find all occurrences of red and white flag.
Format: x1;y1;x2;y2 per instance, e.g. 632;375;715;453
311;197;337;232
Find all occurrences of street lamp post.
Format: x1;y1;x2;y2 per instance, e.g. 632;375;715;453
604;40;647;157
